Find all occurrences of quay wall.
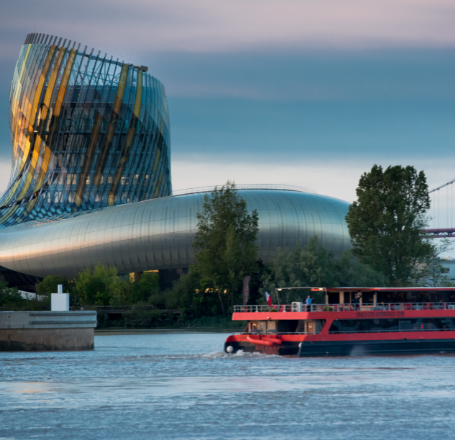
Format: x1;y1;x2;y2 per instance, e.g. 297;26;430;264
0;311;97;351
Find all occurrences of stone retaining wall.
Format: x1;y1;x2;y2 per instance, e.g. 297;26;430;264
0;311;97;351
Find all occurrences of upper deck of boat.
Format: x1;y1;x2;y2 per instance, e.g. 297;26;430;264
233;287;455;320
232;302;455;322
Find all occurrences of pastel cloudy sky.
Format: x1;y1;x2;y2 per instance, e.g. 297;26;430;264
0;0;454;220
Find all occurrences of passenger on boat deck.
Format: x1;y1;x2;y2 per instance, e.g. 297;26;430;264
306;296;312;312
353;294;361;310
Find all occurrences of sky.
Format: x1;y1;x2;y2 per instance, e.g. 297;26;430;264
0;0;454;224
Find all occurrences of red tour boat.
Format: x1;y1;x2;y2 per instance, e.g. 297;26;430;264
224;287;455;356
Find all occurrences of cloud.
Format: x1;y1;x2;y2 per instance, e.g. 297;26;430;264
171;155;455;205
158;50;455;100
1;0;455;59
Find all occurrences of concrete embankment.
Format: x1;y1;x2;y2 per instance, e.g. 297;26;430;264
0;311;97;351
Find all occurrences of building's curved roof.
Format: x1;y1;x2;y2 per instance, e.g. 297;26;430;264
0;188;350;278
172;184;316;196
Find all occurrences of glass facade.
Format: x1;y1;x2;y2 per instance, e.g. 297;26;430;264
329;318;455;333
1;33;171;228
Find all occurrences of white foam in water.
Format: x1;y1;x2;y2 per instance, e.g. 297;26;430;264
201;349;268;359
201;351;226;359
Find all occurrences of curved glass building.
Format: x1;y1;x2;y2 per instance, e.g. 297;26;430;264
3;32;171;228
0;34;351;284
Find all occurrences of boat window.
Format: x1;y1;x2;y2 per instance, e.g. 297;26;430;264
329;318;455;333
362;292;374;304
277;320;299;333
267;321;277;334
295;320;326;334
249;321;280;334
250;322;259;333
376;291;455;303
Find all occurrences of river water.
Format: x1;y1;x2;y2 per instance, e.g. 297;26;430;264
1;333;455;439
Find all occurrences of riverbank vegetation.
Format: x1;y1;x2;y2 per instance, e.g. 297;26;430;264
5;174;451;326
0;280;49;311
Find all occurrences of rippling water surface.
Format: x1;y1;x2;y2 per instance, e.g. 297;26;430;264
1;333;455;439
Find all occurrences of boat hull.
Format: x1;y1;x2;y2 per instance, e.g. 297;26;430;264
224;338;455;357
297;338;455;357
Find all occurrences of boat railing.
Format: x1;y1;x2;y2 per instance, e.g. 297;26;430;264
233;302;455;313
235;327;455;336
235;332;318;336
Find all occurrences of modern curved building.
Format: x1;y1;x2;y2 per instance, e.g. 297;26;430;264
0;186;350;279
5;32;171;227
0;33;351;285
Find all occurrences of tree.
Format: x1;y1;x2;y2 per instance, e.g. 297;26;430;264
411;238;453;287
131;272;160;303
74;263;119;306
165;266;215;317
192;181;259;314
0;280;23;307
346;165;433;286
37;275;69;298
110;279;132;306
261;236;386;303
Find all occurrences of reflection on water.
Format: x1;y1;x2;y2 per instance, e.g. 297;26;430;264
1;333;455;439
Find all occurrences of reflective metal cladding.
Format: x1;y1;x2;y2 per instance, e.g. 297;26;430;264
0;189;350;279
0;33;352;280
3;33;171;228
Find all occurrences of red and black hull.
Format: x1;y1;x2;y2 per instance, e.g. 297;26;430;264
297;338;455;356
224;337;455;357
226;305;455;357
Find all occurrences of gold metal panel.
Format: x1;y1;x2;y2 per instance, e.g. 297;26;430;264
74;112;103;207
11;45;32;143
21;45;56;173
152;147;161;173
93;64;129;188
132;70;143;119
17;47;66;202
11;46;41;181
154;174;163;198
33;49;77;193
0;46;57;208
11;46;31;126
107;70;143;206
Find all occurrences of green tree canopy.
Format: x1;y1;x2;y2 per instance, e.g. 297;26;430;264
131;271;160;304
37;275;69;297
192;181;259;314
346;165;433;286
0;280;23;307
73;263;131;306
261;236;386;303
